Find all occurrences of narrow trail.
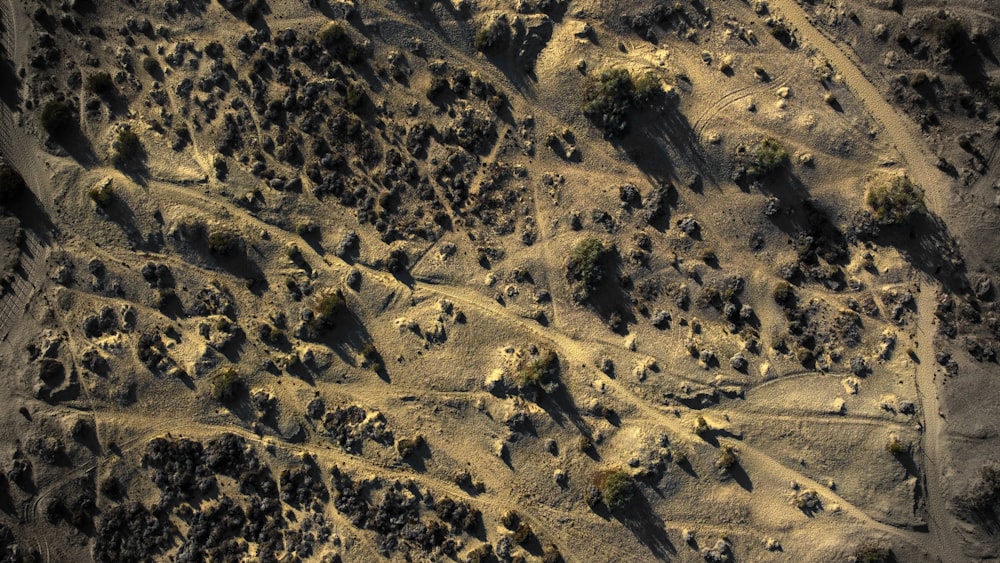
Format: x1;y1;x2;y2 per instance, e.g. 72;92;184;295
914;281;961;558
767;0;951;214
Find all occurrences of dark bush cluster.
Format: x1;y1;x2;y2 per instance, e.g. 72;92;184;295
330;467;466;557
86;72;114;96
279;458;329;508
321;405;394;453
143;437;217;503
93;501;173;563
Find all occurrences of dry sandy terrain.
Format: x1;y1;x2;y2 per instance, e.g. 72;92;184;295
0;0;998;561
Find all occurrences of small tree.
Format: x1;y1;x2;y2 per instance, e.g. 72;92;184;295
596;468;634;509
207;228;239;255
111;129;144;169
566;237;607;301
747;137;788;177
312;289;345;329
475;14;510;51
211;366;243;403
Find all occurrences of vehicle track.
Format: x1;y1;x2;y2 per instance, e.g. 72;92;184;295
765;0;958;555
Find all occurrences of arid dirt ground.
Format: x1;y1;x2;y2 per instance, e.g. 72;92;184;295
0;0;999;561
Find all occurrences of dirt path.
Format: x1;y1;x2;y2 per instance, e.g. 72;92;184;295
913;281;962;558
767;0;950;213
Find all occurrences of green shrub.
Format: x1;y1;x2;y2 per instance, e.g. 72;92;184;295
582;67;662;136
211;366;242;403
318;22;363;63
40;100;74;135
566;237;607;300
207;228;239;255
111;129;143;168
747;137;788;177
313;289;345;329
866;175;925;224
516;348;559;394
0;165;26;204
86;72;114;95
597;469;634;509
475;15;510;51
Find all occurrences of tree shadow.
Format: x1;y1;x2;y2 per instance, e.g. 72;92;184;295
614;493;676;559
725;462;753;492
47;126;99;167
876;212;968;295
613;98;710;187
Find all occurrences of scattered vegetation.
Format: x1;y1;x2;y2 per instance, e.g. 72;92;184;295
566;237;608;301
582;67;662;136
866;175;926;225
40;100;74;135
210;366;243;403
